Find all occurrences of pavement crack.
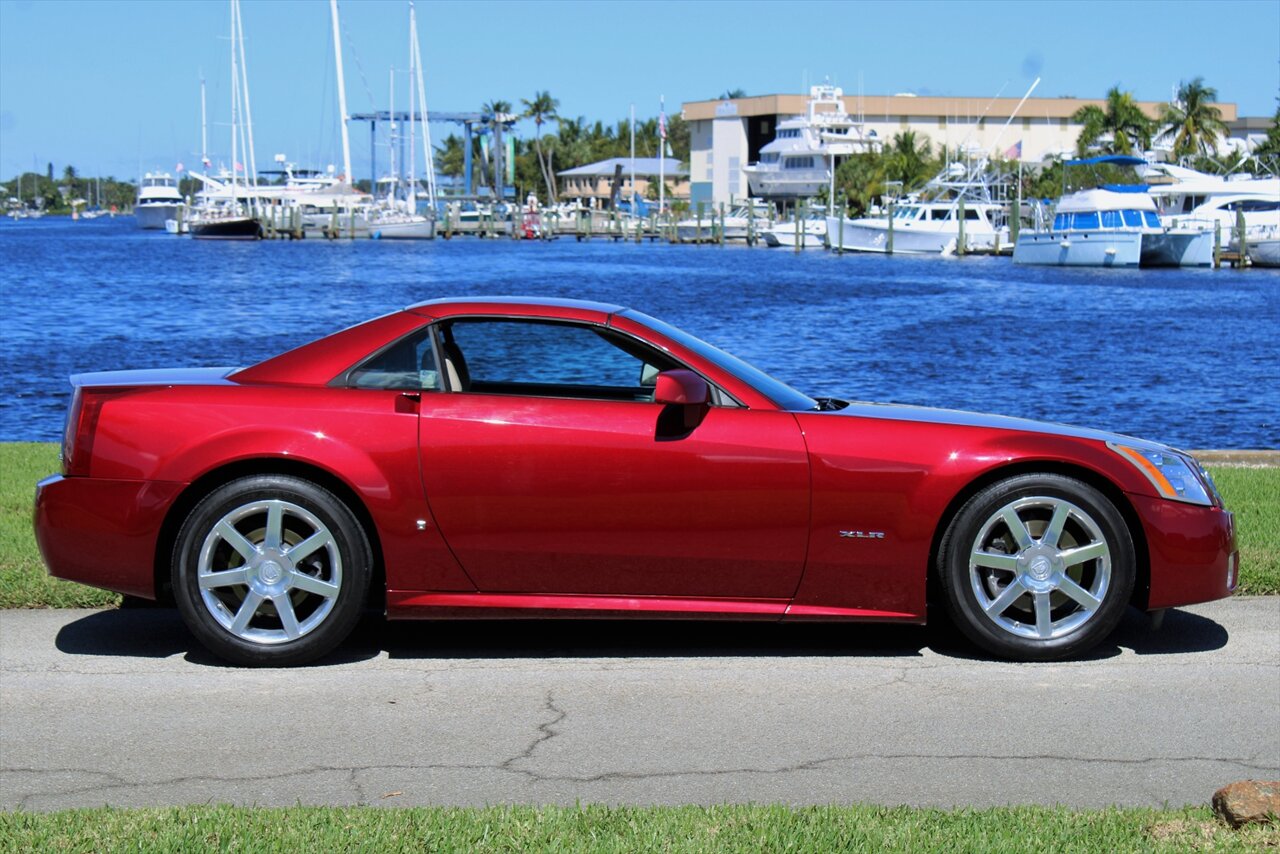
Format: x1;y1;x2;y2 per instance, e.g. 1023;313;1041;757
497;752;1279;785
499;691;566;773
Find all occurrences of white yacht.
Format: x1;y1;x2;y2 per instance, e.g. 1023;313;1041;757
1142;163;1280;265
743;84;881;200
1013;189;1163;267
134;172;184;230
825;162;1010;254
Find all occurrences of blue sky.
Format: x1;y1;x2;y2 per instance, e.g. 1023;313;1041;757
1;0;1276;182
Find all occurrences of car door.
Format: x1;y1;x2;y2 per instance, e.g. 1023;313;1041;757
418;317;810;600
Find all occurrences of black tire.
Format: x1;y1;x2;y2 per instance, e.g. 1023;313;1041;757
172;475;372;666
938;473;1134;661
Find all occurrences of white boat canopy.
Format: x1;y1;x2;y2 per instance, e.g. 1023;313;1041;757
1056;189;1157;214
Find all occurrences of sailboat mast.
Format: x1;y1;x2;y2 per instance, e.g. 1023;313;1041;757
388;67;396;201
229;0;239;205
200;73;208;169
407;2;415;210
410;3;435;206
329;0;354;185
234;0;258;198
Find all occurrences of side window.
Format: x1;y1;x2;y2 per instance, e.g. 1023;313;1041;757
347;328;441;391
442;319;681;401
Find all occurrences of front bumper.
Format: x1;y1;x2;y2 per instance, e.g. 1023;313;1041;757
1132;493;1238;610
34;475;186;599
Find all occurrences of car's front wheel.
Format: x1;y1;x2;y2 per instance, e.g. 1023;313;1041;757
939;473;1135;661
172;475;372;666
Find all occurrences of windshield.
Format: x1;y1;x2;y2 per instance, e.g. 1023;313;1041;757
619;309;818;411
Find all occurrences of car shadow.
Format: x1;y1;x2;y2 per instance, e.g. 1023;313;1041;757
53;604;1229;667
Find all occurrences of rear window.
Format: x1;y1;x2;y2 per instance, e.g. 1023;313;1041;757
347;328;441;390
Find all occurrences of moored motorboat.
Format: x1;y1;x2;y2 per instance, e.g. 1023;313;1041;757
1235;223;1280;267
762;214;827;248
135;172;184;230
743;83;880;200
675;199;772;242
1013;188;1159;267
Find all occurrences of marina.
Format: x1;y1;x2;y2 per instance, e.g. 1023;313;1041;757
1;215;1276;451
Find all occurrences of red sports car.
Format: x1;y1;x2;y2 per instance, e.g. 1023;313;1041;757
34;298;1237;665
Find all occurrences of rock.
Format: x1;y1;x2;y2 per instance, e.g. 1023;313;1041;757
1212;780;1280;827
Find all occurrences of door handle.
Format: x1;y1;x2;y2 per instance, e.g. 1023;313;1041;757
396;392;421;413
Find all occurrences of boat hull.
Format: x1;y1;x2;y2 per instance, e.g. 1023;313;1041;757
189;217;262;240
1244;238;1280;267
762;222;827;248
675;222;757;243
135;204;183;230
1141;230;1214;267
825;216;961;254
369;218;437;240
1013;231;1143;266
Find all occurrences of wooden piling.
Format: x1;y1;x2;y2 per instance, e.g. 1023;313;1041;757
837;203;845;255
886;201;894;255
1236;209;1249;267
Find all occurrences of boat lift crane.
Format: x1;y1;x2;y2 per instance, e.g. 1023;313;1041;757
348;111;518;200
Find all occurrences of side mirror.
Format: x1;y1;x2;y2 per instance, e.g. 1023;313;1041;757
653;370;709;406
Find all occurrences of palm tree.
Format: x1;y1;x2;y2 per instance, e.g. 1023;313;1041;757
1158;77;1229;160
521;90;560;202
482;99;511;117
1072;87;1154;156
553;116;592;171
719;88;747;100
478;100;512;192
885;131;934;190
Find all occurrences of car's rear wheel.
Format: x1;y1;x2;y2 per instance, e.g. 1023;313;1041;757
172;475;371;666
939;473;1135;661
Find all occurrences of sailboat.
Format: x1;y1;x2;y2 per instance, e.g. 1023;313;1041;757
190;0;261;240
354;1;438;239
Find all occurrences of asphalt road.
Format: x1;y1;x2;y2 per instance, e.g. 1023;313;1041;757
2;598;1277;812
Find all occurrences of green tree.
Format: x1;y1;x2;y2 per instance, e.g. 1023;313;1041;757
1158;77;1230;160
61;165;81;200
719;88;747;100
1072;87;1154;156
1249;106;1280;169
833;153;887;215
521;90;560;202
552;116;592;172
884;131;935;190
433;134;467;179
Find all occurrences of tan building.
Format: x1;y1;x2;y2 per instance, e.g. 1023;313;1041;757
682;93;1240;206
556;157;689;204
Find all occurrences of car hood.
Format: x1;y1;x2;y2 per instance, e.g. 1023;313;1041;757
71;367;240;388
819;400;1175;453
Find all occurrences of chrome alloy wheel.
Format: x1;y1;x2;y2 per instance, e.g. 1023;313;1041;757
197;499;342;645
967;496;1111;641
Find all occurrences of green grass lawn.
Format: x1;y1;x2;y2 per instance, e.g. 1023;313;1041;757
0;804;1274;852
2;442;1276;608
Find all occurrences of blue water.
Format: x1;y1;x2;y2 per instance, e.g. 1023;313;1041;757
1;216;1277;448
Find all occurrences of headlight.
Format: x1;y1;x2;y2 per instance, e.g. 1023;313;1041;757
1108;442;1216;506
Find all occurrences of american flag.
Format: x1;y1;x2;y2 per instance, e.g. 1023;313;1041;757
1004;140;1022;160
